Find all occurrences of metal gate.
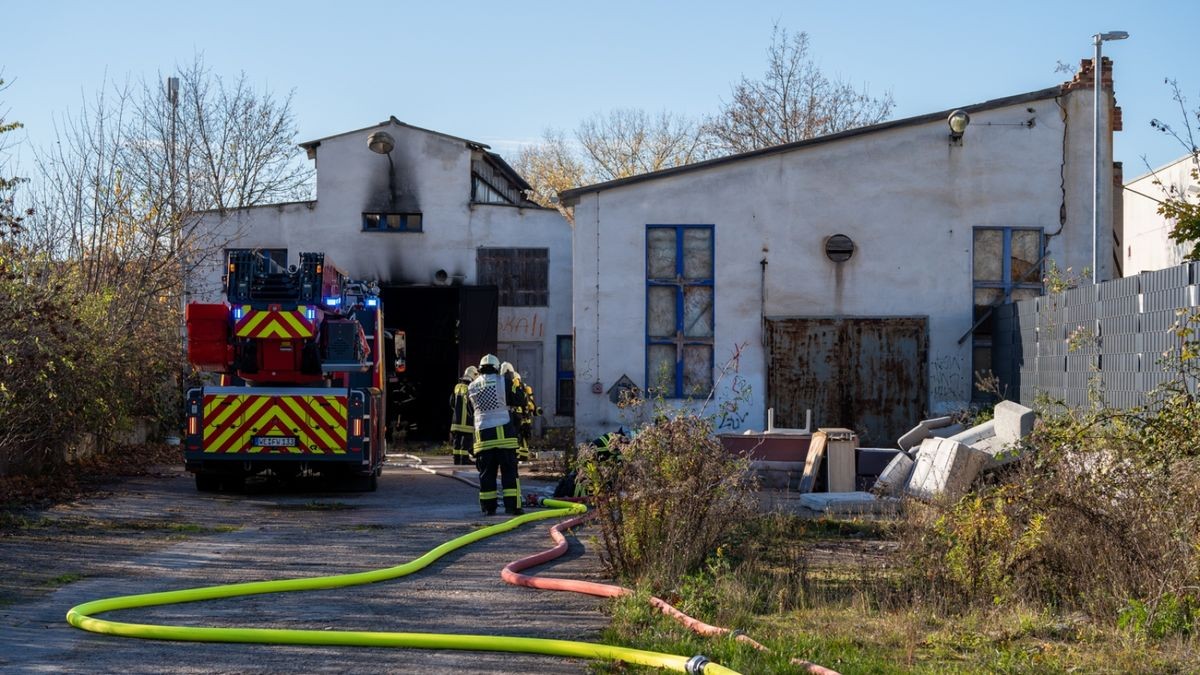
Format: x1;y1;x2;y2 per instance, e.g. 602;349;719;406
766;317;928;444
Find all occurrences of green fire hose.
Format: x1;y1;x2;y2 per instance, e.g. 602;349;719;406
66;498;738;674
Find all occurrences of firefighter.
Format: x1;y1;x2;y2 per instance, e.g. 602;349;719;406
448;366;477;465
553;428;627;499
467;354;525;515
501;362;537;462
517;377;540;462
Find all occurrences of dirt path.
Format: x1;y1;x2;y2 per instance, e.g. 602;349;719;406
0;458;609;674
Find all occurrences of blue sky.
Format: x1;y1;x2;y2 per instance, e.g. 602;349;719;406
3;0;1197;179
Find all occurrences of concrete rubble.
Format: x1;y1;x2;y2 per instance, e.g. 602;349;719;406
870;401;1039;502
756;402;1039;513
904;437;988;501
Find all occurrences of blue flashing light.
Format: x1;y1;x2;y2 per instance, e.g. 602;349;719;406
365;297;378;307
232;307;243;321
305;308;316;320
324;296;341;307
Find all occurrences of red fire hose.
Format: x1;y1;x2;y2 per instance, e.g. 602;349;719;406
501;506;837;675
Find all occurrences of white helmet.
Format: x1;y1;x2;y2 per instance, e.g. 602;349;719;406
500;362;514;375
479;354;500;369
463;366;479;380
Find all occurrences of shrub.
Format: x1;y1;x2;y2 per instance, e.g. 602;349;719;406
895;387;1200;619
582;414;757;589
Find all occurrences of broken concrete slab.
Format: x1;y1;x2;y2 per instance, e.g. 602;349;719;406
973;435;1026;468
898;416;961;451
905;437;987;501
994;401;1037;445
949;420;996;447
922;416;955;430
897;424;931;452
873;452;914;496
930;423;965;439
799;491;897;515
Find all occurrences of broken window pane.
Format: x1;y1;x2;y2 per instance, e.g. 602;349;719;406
1010;230;1041;283
647;286;677;337
973;229;1002;282
974;287;1005;308
683;286;713;337
1011;287;1040;303
683;345;713;396
647;228;676;279
682;228;712;280
647;344;677;392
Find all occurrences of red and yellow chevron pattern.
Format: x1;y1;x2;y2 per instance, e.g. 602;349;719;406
201;393;348;454
233;306;316;339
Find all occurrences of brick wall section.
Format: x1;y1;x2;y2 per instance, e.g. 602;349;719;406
1060;57;1122;131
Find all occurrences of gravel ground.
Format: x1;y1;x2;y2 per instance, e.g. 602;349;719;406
0;456;611;674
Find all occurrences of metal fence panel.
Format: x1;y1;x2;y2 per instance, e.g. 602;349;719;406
994;263;1196;409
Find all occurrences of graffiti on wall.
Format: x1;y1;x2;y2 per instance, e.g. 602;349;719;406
711;342;754;431
930;354;968;404
498;312;545;340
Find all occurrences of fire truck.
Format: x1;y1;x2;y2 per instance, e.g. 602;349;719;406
182;251;386;491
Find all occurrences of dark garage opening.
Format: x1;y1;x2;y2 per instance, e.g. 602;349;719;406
380;285;497;442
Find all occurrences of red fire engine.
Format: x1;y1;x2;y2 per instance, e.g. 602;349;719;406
182;251;386;491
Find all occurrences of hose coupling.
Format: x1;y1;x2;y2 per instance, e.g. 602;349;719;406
729;628;745;638
685;654;711;674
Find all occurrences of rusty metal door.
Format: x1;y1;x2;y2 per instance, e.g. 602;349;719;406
766;317;928;445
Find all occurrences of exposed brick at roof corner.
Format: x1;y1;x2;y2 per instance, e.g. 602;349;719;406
1060;57;1115;93
1058;57;1122;132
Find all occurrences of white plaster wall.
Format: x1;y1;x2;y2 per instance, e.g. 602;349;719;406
573;87;1109;440
194;122;572;425
1123;155;1197;275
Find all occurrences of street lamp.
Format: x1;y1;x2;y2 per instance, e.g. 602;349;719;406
1092;30;1128;284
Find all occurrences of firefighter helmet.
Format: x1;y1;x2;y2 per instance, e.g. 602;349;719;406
500;361;514;376
463;366;479;380
479;353;500;369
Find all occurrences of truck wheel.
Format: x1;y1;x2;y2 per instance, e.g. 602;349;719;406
195;473;220;492
351;473;378;492
221;474;246;492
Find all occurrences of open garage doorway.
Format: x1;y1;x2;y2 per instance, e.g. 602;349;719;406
380;285;497;442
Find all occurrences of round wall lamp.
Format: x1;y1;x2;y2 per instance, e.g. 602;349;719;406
367;131;395;155
948;109;970;142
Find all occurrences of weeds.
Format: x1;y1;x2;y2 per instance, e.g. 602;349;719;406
582;414;756;589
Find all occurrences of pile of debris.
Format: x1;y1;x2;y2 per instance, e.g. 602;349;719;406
798;401;1038;515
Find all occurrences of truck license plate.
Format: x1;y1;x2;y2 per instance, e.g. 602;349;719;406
253;436;297;447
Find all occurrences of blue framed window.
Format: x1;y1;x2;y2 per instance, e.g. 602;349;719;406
363;212;423;232
556;335;574;416
972;226;1043;397
646;225;714;398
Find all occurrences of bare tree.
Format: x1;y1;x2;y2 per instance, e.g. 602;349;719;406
29;56;311;291
512;129;588;222
705;26;894;153
8;57;312;449
514;110;711;221
577;108;710;180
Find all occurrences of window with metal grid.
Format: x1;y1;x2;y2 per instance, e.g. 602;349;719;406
646;225;714;399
